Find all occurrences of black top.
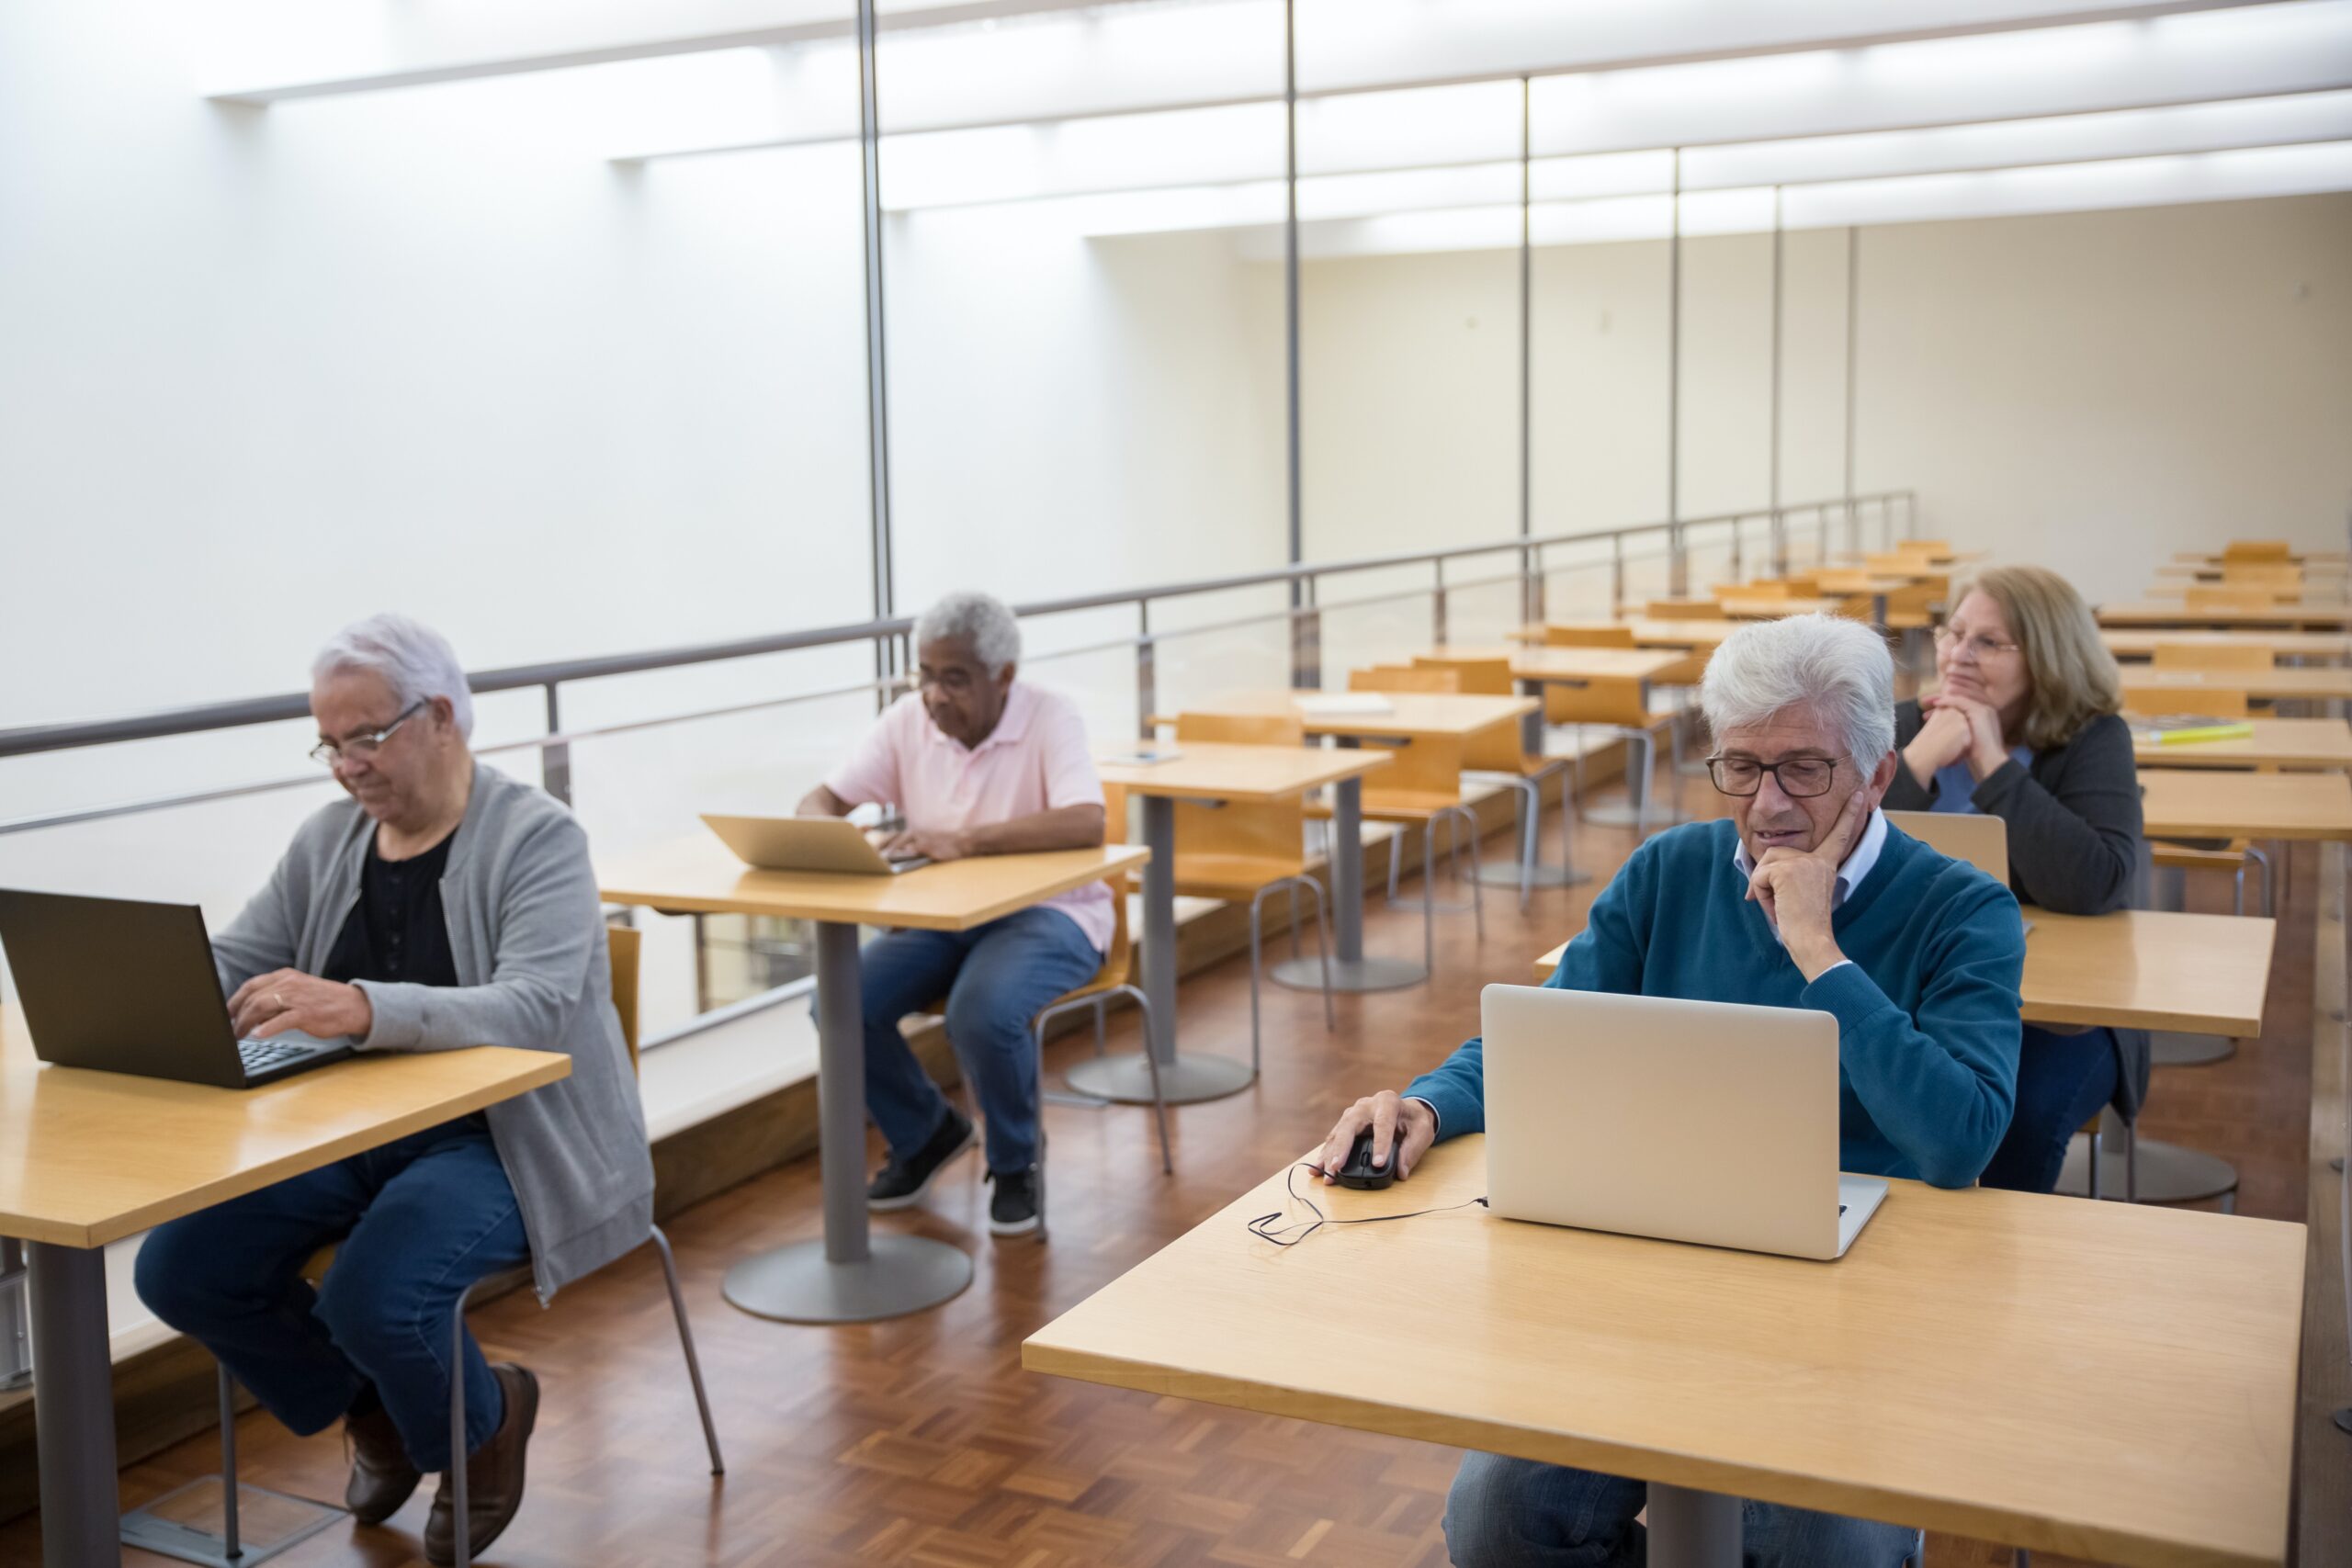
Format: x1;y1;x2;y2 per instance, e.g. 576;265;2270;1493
323;826;461;989
1883;701;2152;1114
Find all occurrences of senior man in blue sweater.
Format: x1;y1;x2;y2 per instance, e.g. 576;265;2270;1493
1315;611;2024;1568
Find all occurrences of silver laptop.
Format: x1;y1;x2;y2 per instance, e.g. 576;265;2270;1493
1480;984;1887;1260
699;814;930;875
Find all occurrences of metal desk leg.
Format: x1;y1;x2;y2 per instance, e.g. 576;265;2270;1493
1648;1483;1740;1568
1272;775;1426;993
722;921;974;1322
29;1241;120;1568
1066;795;1252;1104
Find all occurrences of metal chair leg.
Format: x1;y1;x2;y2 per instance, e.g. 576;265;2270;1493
1421;817;1437;976
1249;887;1270;1078
1631;728;1654;838
1445;806;1484;940
448;1276;490;1568
219;1364;241;1560
1288;881;1301;960
648;1226;725;1476
2086;1124;2103;1201
1120;983;1173;1175
1307;875;1337;1032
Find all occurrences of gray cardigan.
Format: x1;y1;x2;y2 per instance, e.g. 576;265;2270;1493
1883;701;2152;1115
212;763;654;1301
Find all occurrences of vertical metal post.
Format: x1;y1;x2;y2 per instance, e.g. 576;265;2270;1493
1135;604;1157;741
814;923;870;1268
1432;559;1448;647
1770;186;1785;574
855;0;895;636
1843;223;1860;555
1517;75;1535;625
540;682;571;807
0;1239;28;1393
1293;577;1322;690
29;1241;120;1568
1283;0;1303;608
1666;147;1683;595
1611;533;1625;615
219;1363;241;1558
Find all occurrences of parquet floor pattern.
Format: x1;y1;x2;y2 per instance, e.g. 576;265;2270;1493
2;777;2312;1568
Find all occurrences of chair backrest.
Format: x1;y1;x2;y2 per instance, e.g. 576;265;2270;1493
1647;597;1725;619
607;923;643;1074
1815;570;1872;593
1543;625;1636;649
2184;586;2275;614
1414;655;1511;695
1778;574;1821;597
1899;539;1953;556
2150;642;2275;673
1169;712;1312;869
2223;539;2291;562
2221;563;2301;588
1416;656;1522;770
2120;682;2252;718
1724;581;1791;601
1350;664;1461;694
1883;810;2009;887
1540;674;1649;729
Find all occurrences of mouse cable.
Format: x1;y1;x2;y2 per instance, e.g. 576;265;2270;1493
1246;1162;1489;1248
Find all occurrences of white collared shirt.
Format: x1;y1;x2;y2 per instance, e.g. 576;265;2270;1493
1732;806;1889;969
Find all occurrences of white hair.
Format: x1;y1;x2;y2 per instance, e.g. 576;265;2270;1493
914;591;1021;675
311;613;476;739
1700;613;1894;774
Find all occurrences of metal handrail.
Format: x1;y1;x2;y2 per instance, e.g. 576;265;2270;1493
0;491;1911;762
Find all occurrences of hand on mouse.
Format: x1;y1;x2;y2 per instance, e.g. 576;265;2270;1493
1314;1090;1436;1186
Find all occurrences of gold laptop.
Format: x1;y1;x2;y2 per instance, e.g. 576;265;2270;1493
699;814;931;875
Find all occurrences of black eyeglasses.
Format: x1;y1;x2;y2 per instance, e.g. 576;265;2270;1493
310;700;426;767
1706;755;1842;798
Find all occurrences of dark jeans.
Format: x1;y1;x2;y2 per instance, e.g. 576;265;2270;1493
860;905;1102;1174
1978;1025;2120;1193
1445;1451;1922;1567
134;1115;528;1471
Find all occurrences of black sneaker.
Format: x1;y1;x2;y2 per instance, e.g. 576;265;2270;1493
986;1167;1042;1237
867;1110;975;1211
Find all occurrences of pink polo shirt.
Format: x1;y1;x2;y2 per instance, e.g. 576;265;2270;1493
824;682;1112;953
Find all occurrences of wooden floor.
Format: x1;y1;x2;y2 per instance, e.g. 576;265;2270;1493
3;776;2314;1568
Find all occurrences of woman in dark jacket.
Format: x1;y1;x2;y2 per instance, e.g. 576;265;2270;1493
1883;563;2145;1192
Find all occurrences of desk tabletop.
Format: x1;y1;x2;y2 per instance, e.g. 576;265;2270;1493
1511;618;1740;650
1720;595;1842;617
2132;716;2352;770
1425;645;1688;682
1531;908;2275;1036
2103;628;2352;660
2099;602;2352;629
2120;666;2352;702
1025;1135;2302;1566
2140;769;2352;840
1181;689;1537;739
1094;741;1389;800
0;1013;568;1249
2172;549;2347;567
599;839;1148;930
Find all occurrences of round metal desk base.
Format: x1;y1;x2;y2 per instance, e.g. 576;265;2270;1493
2058;1135;2238;1206
1580;803;1694;829
1064;1050;1254;1106
1269;954;1429;993
119;1480;345;1568
1472;861;1594;889
722;1235;973;1324
2150;1031;2236;1068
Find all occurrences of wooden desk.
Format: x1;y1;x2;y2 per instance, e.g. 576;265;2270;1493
1532;908;2276;1036
2103;628;2352;662
1026;1136;2302;1567
598;839;1148;1324
2157;563;2349;582
2173;549;2347;566
1083;743;1390;1103
1426;643;1689;750
1720;595;1842;618
2132;717;2352;771
2140;769;2352;840
1511;618;1739;653
2099;601;2352;630
1170;691;1536;989
2120;665;2352;707
0;1015;566;1568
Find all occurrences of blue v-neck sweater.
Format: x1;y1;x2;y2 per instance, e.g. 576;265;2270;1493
1408;818;2025;1189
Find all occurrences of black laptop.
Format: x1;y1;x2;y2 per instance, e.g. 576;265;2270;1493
0;889;355;1089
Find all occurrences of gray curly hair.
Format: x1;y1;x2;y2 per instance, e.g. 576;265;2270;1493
1700;613;1894;774
914;591;1021;675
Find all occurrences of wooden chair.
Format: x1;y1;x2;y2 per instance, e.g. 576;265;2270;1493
2149;643;2275;675
2222;539;2291;562
1882;810;2008;886
2183;586;2275;615
1027;881;1170;1233
2123;685;2272;918
1720;581;1790;601
1413;653;1577;909
1645;597;1726;619
212;926;723;1568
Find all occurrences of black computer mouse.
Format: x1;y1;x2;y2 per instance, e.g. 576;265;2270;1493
1336;1128;1400;1190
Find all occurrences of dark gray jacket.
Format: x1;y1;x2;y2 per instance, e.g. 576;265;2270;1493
212;763;654;1300
1883;701;2150;1114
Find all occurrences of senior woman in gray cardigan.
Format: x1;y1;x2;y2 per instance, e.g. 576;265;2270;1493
1883;564;2145;1192
134;614;652;1567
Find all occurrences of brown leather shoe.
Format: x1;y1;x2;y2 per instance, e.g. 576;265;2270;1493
423;1363;538;1566
343;1403;421;1525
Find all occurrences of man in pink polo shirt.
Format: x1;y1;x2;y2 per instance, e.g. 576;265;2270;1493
797;591;1110;1238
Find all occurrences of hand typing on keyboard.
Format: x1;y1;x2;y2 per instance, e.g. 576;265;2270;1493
226;968;373;1043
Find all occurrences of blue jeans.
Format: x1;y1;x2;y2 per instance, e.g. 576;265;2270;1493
860;906;1102;1174
134;1116;529;1472
1978;1025;2120;1193
1445;1451;1923;1567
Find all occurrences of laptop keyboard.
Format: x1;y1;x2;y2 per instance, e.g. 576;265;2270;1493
238;1039;310;1072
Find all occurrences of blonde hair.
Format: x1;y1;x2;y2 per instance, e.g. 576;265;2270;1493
1952;565;2121;750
